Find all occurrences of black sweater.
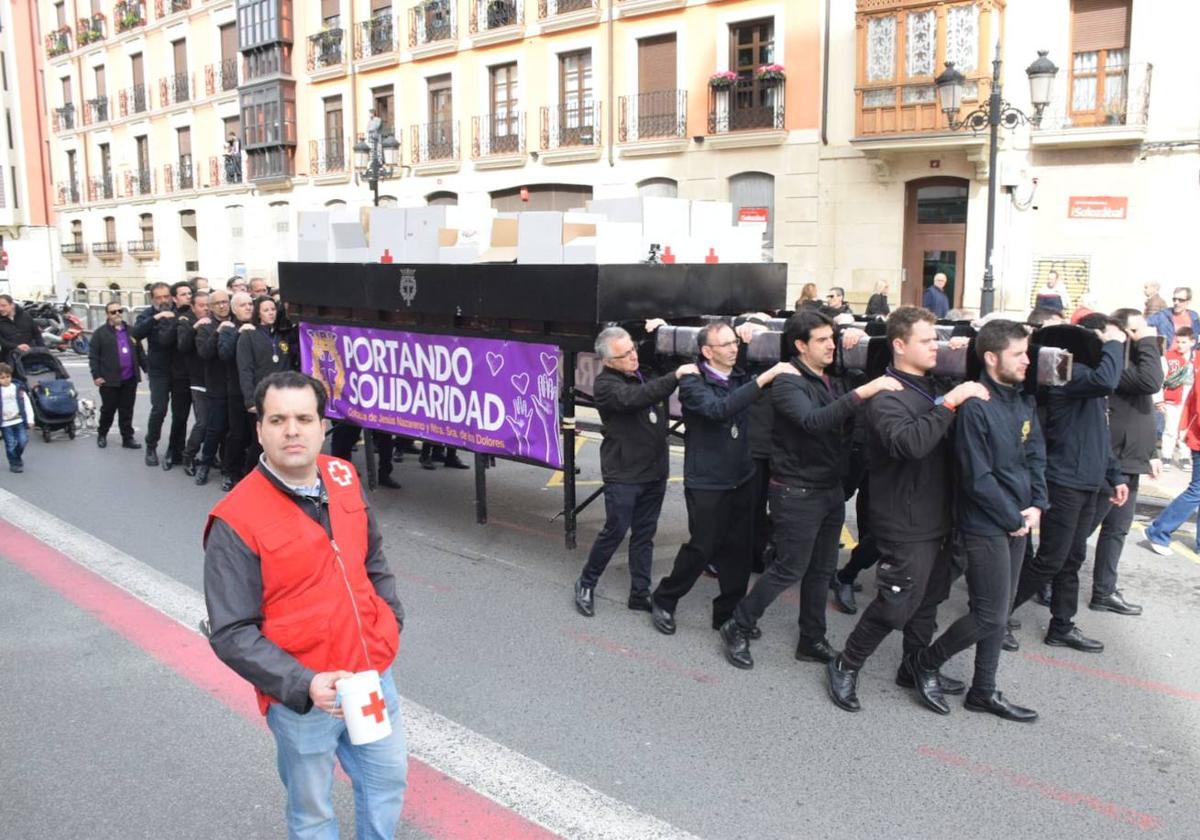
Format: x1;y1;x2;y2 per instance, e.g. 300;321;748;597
196;318;231;395
678;365;760;490
176;311;206;388
593;366;678;484
237;326;293;409
131;307;178;376
1044;341;1124;491
770;360;860;489
1108;336;1163;475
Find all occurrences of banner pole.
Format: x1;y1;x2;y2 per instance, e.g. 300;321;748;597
474;452;488;524
562;351;577;550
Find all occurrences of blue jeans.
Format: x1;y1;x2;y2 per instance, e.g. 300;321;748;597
265;667;408;840
1147;451;1200;549
2;423;28;466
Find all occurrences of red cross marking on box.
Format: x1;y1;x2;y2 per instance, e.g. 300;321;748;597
361;691;386;724
662;246;676;265
381;249;394;264
705;248;719;264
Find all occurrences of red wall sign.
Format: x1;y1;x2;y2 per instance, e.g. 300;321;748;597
738;207;770;224
1068;196;1127;220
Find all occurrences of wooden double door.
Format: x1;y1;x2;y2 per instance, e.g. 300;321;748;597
902;177;968;308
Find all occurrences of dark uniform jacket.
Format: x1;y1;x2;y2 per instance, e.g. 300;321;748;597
218;319;247;399
196;317;232;395
770;359;860;489
88;322;146;385
169;306;193;381
955;373;1048;536
678;364;760;490
1108;335;1164;476
0;306;44;357
1044;341;1124;491
176;310;207;389
593;366;678;484
237;326;294;409
131;306;178;376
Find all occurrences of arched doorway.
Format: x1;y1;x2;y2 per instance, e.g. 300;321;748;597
728;171;775;256
902;177;968;308
490;184;592;212
426;191;458;206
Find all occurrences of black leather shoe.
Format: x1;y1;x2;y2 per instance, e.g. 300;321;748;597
830;577;858;614
746;625;762;640
144;448;159;467
162;450;176;471
1007;617;1021;630
904;653;950;715
795;636;836;663
1033;582;1052;607
719;618;754;670
826;655;861;712
627;593;653;612
121;438;141;450
182;456;196;477
651;603;676;635
443;455;470;469
419;452;436;470
1044;626;1103;653
964;688;1038;723
574;580;595;617
1089;591;1143;616
378;475;402;489
96;434;107;448
220;475;235;492
1002;631;1020;652
194;464;210;486
896;665;966;696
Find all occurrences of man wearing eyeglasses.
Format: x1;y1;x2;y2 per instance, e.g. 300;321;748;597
89;301;146;449
1148;286;1200;342
824;287;853;316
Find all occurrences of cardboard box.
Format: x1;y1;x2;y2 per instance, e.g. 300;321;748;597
368;207;407;262
586;197;644;224
479;217;518;262
403;206;447;263
297;211;330;263
517;211;565;264
331;222;369;263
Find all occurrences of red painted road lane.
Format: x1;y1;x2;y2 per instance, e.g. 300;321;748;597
1022;651;1200;703
0;519;559;840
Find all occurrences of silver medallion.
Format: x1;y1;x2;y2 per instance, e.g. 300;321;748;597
648;410;657;425
272;354;280;364
731;425;739;439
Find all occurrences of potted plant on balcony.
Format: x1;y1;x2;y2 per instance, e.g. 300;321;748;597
487;0;514;28
1102;98;1127;125
708;71;737;90
756;64;786;85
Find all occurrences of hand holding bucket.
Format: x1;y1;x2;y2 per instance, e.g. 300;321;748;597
335;670;393;745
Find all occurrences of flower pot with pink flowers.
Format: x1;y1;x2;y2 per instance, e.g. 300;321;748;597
756;64;786;84
708;71;738;91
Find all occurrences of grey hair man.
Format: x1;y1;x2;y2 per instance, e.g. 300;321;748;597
574;325;698;617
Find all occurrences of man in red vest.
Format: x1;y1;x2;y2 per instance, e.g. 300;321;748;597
204;371;407;838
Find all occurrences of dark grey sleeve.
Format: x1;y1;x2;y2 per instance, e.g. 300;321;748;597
203;519;317;714
360;487;405;630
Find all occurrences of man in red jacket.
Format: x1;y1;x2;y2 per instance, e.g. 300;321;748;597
204;371;407;838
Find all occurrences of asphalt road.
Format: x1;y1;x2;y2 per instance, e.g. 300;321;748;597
3;355;1199;839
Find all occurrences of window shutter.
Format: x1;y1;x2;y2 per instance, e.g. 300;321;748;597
1071;0;1130;52
371;0;391;11
637;35;677;94
322;0;339;20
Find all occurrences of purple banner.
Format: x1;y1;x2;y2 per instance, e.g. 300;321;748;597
300;322;563;469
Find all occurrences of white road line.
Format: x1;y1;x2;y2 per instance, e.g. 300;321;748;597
0;487;701;840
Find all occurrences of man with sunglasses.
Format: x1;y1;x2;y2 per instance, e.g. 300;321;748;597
89;301;146;449
824;287;853;316
1148;286;1200;342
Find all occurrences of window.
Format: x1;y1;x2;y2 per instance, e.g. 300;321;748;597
427;74;453;159
489;63;518;152
177;127;193;188
4;110;11;150
637;177;677;198
98;143;112;197
321;0;340;27
130;53;146;113
558;50;593;145
139;213;154;245
242;82;297;148
916;183;968;224
1;52;8;92
323;95;344;167
372;85;394;134
1069;0;1131;124
238;0;293;49
636;35;677;139
270;201;290;234
728;19;778;129
103;216;116;243
71;219;83;248
729;172;774;254
55;1;66;28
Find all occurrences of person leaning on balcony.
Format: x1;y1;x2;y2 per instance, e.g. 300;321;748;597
225;133;242;183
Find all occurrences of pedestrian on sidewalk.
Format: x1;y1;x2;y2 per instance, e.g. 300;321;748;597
88;302;146;450
0;362;33;472
1145;360;1200;556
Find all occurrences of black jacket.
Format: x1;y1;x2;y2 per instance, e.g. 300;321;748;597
865;294;890;317
0;306;44;358
169;306;193;380
593;366;678;484
1108;336;1164;475
1044;341;1124;491
678;364;761;490
218;319;246;398
747;390;774;460
131;306;178;376
866;370;957;544
196;317;231;395
176;310;207;388
88;322;146;385
770;360;860;488
237;325;293;408
955;374;1048;536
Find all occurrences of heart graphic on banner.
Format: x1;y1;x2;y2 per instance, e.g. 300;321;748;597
485;352;504;376
540;352;558;376
511;373;530;395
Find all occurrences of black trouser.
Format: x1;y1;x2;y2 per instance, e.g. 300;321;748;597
1089;473;1139;599
166;377;191;457
223;399;253;478
840;537;951;670
1013;482;1100;635
839;480;880;584
199;395;228;467
97;379;137;440
144;372;171;449
183;388;208;461
653;479;755;628
580;479;668;597
374;430;396;479
925;533;1025;694
750;458;773;569
734;483;843;640
330;421;360;461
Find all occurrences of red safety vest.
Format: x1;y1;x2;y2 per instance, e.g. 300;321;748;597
206;455;399;715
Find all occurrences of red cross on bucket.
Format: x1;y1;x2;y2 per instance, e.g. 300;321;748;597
361;691;386;724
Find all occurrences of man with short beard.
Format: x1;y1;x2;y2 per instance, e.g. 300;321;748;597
177;289;210;475
195;289;232;486
132;282;179;467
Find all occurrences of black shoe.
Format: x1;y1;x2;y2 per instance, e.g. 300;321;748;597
1044;626;1104;653
1002;631;1020;652
964;688;1038;723
627;592;653;612
903;652;950;715
198;617;211;638
895;665;966;696
10;462;23;473
378;475;402;489
719;618;754;670
162;450;176;471
144;448;159;467
182;456;196;477
746;625;762;640
1033;582;1052;607
432;448;447;463
795;637;836;663
826;655;861;712
651;603;676;635
220;475;235;492
574;580;595;617
443;455;470;469
392;450;405;463
194;464;210;486
121;438;141;450
1007;617;1021;630
97;434;108;448
1089;591;1143;616
419;452;435;470
830;577;858;614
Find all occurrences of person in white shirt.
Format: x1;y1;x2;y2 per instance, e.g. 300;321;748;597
0;361;34;473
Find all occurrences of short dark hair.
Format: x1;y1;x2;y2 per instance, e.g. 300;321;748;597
886;306;937;344
254;371;327;420
0;293;13;305
1174;286;1192;301
696;321;732;352
251;295;276;325
828;287;845;298
169;280;192;298
1176;327;1195;339
1078;312;1117;332
0;362;12;376
225;275;243;289
783;310;834;353
975;319;1028;363
149;282;170;296
1027;307;1060;326
1110;308;1143;329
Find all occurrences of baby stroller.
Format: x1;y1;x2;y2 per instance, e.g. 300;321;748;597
11;348;79;442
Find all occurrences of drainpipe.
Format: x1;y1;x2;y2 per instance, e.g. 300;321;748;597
607;0;614;167
820;0;830;145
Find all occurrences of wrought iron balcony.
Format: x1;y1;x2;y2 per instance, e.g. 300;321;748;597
46;28;71;58
88;175;115;201
92;241;121;257
160;73;192;107
210;153;244;186
77;15;106;47
119;84;151;117
61;242;86;256
83;96;110;126
470;0;522;32
540;102;601;149
471;112;525;158
114;1;147;33
307;29;345;71
411;121;459;163
538;0;596;17
204;58;238;96
409;1;456;47
53;104;76;132
708;79;785;134
1035;61;1152;133
619;89;687;142
128;239;159;255
178;156;195;190
126;167;155;196
309;138;348;175
355;16;397;59
56;182;82;206
155;0;191;16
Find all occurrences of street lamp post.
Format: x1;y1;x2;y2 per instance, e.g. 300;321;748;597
935;48;1058;316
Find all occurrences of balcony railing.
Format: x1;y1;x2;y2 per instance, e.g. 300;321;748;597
178;156;195;190
46;28;71;58
708;80;785;134
538;0;596;17
77;16;106;47
155;0;191;16
619;89;687;142
128;239;158;254
61;242;86;256
88;175;115;201
83;96;110;126
471;0;523;32
92;241;121;257
119;84;151;117
114;1;147;33
126;167;155;196
307;29;344;71
540;102;601;149
409;1;456;47
471;111;525;158
210;152;244;186
56;183;82;206
53;104;75;133
355;16;397;59
204;58;238;96
1036;61;1152;132
411;122;459;163
308;138;348;175
160;73;192;107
